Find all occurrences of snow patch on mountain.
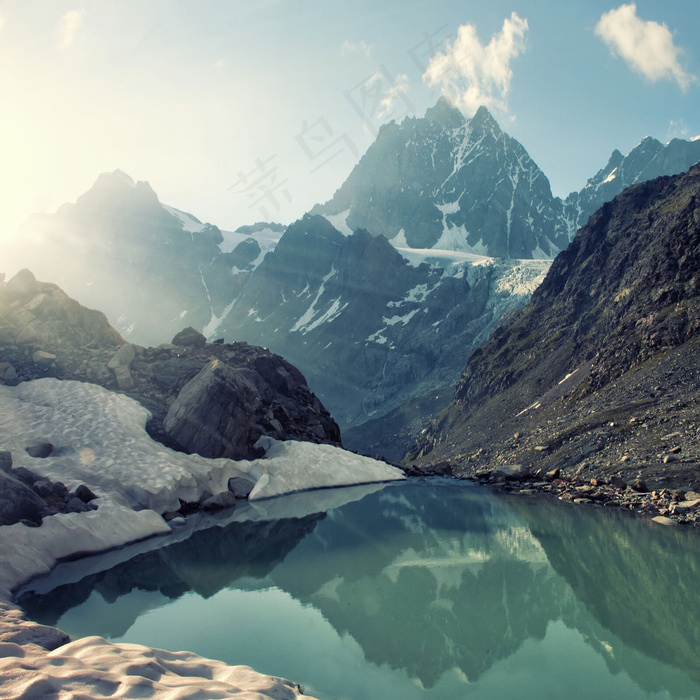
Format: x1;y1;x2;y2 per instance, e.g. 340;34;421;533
388;283;431;307
394;245;493;270
322;209;353;236
163;204;206;233
291;268;339;333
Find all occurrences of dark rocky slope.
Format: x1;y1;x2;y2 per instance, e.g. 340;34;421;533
408;165;700;497
0;270;340;474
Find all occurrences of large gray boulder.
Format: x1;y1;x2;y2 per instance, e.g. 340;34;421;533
0;472;48;526
164;359;260;459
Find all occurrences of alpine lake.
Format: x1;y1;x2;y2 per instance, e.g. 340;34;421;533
17;479;700;700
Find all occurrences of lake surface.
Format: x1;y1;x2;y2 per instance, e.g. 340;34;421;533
18;480;700;700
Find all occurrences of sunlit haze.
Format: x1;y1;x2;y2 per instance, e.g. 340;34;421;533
1;1;699;250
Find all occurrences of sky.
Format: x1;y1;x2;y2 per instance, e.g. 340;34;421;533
0;1;699;242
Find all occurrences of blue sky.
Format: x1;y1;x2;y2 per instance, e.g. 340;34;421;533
0;1;698;240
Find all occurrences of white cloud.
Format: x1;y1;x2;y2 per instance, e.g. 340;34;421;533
595;4;696;91
341;39;372;58
377;73;410;119
422;12;528;118
57;9;85;50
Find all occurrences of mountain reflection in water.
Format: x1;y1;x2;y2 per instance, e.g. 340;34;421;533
19;481;700;700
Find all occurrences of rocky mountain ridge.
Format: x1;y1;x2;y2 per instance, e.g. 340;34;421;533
408;164;700;499
313;101;566;258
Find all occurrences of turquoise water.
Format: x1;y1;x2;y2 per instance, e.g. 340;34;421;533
19;481;700;700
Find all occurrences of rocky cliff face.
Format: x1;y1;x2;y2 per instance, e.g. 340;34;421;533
408;165;700;493
0;270;340;465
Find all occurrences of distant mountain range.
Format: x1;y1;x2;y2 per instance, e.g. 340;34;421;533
7;100;700;457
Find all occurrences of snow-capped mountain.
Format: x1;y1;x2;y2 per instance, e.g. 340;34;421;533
315;99;700;261
8;171;284;345
313;99;566;259
562;135;700;232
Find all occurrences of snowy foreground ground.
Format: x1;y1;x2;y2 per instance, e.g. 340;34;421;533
0;378;404;699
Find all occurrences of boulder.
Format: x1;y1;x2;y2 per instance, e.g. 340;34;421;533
164;359;259;459
108;343;136;369
32;350;57;365
112;365;135;391
75;484;98;503
0;472;48;526
0;362;17;382
16;325;40;345
25;443;54;459
172;327;207;347
3;269;39;302
545;468;560;481
228;476;256;498
492;464;530;481
200;491;238;510
610;475;628;490
0;451;12;474
12;466;40;486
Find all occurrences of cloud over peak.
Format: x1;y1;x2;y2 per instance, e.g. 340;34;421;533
596;4;696;91
58;9;85;50
422;12;528;118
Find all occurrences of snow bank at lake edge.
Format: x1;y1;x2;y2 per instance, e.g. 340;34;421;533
0;635;317;699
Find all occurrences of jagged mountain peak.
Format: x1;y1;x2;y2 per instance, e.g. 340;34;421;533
76;169;160;212
315;99;563;258
468;104;501;133
424;97;466;129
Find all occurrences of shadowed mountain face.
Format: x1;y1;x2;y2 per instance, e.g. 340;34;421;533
408;165;700;489
214;214;550;433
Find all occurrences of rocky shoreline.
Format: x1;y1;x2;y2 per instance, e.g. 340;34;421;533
402;465;700;527
473;469;700;527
